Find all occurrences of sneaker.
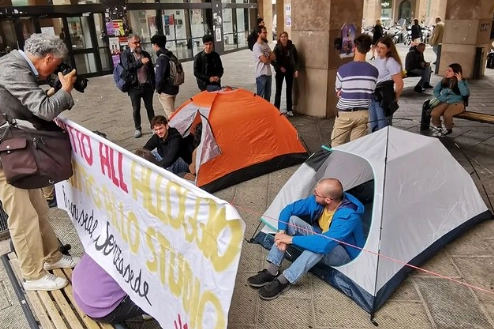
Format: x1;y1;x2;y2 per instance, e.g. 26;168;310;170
247;269;278;288
23;273;68;291
142;314;154;321
286;111;294;117
431;125;443;137
423;83;434;89
47;198;57;208
134;129;142;138
44;255;80;271
258;278;290;300
414;85;424;93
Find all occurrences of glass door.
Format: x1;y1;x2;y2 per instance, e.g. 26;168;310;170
65;16;101;76
0;19;18;56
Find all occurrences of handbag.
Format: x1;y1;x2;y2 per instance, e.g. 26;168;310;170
0;122;73;189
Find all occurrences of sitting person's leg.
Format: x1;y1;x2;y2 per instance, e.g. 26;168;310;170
166;157;190;175
430;102;448;128
321;244;351;266
442;103;465;132
91;295;145;324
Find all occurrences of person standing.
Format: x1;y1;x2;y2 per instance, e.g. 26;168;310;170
411;19;422;44
369;36;404;132
253;26;276;101
429;17;445;64
371;19;383;60
331;34;378;147
272;31;299;116
193;34;224;92
0;33;80;291
121;35;156;138
151;34;180;120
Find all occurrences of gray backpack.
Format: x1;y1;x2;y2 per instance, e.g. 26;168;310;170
160;53;185;86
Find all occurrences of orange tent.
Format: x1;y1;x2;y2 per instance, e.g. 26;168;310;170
169;88;309;192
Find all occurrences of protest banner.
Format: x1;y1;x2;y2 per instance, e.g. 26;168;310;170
55;118;245;329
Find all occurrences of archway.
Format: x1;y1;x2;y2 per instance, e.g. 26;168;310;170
399;0;412;23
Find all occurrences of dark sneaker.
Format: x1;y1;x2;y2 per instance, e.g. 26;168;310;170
414;85;424;93
258;278;290;300
47;198;57;208
423;83;434;89
247;269;278;288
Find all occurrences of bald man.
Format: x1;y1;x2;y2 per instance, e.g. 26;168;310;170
248;178;365;300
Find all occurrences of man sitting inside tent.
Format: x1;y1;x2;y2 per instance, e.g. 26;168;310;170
247;178;365;300
143;115;190;175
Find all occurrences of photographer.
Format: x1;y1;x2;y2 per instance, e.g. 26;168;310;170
0;33;80;291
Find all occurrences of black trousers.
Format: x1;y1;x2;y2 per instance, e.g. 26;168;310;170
274;70;294;112
90;295;145;324
128;83;155;130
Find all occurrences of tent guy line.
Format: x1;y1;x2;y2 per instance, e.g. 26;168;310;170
234;202;494;297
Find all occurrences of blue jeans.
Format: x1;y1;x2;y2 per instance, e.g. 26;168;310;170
369;98;390;132
266;216;351;284
256;75;272;101
151;150;189;175
409;66;432;87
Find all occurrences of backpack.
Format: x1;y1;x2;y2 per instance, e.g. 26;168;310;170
247;30;257;51
113;59;132;93
160;53;185;86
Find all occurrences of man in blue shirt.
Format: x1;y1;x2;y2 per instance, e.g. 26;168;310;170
331;34;378;147
248;178;365;300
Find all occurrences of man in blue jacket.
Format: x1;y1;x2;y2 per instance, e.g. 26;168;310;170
248;178;365;300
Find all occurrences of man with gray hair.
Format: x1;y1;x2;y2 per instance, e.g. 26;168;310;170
0;33;80;291
121;34;156;138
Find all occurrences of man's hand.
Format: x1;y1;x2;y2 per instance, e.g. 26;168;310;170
275;232;293;245
336;90;342;98
141;57;150;65
294;71;299;78
280;66;286;73
58;69;77;93
209;76;220;82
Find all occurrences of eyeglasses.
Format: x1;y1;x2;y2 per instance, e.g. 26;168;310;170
130;41;141;45
313;189;334;200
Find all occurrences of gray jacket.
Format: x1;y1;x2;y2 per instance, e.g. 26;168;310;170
0;50;74;130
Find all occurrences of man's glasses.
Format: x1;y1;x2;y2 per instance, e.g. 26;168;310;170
130;41;141;45
313;189;333;200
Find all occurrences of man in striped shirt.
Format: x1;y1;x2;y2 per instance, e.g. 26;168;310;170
331;34;378;147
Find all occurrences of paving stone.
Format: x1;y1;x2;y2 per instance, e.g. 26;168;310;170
257;298;313;329
415;277;492;329
452;256;494;303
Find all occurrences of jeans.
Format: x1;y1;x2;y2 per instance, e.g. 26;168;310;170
128;84;155;130
256;75;272;101
151;150;190;175
266;216;351;284
408;66;432;87
91;295;145;324
369;98;391;132
206;85;222;92
274;71;294;112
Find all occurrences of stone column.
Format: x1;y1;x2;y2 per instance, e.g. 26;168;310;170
291;0;364;118
439;0;493;78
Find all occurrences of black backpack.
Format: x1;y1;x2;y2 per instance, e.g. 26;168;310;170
247;30;257;51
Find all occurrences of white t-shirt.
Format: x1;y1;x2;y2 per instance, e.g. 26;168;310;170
373;57;401;83
253;42;272;78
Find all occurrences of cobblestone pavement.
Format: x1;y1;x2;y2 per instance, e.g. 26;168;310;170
0;44;494;329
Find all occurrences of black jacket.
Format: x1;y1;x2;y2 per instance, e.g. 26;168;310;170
120;48;155;89
272;40;299;73
143;127;184;168
372;25;383;44
405;47;426;71
193;51;224;91
155;48;179;96
411;24;422;40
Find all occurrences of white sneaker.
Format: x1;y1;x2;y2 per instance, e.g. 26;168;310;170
142;314;154;321
431;126;443;137
44;255;80;271
23;273;68;291
286;111;294;117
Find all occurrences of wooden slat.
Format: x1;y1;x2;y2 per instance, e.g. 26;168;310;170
455;111;494;124
51;289;85;329
8;254;55;329
36;290;68;329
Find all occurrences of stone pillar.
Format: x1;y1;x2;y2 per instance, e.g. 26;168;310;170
261;0;273;42
439;0;494;79
291;0;363;118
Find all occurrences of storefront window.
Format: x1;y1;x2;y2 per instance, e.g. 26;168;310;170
190;9;212;56
163;9;189;59
127;10;157;56
236;8;248;48
222;8;237;51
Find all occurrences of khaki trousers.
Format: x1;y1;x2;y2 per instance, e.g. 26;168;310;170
331;110;369;147
431;102;465;130
0;169;61;280
158;93;176;120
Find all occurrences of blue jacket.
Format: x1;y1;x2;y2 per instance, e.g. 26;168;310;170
278;192;365;259
433;79;469;104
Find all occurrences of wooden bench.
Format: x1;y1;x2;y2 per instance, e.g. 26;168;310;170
1;252;125;329
454;111;494;124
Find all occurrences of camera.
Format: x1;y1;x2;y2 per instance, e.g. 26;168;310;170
49;63;88;93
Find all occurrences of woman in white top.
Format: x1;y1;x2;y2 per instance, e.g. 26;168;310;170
369;36;404;132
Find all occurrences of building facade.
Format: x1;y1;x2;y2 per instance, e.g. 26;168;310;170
0;0;258;77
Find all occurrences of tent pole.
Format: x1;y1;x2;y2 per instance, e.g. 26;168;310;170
246;220;263;243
